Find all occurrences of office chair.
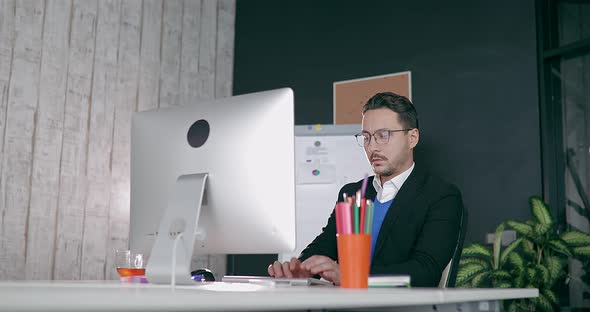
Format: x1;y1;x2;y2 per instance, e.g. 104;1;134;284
438;203;468;288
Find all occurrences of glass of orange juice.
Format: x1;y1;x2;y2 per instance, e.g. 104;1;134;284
115;250;145;280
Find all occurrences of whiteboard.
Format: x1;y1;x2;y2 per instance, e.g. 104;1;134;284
279;125;373;262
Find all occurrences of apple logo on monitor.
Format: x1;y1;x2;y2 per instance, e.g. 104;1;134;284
187;119;209;148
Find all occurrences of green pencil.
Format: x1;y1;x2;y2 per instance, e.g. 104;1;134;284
354;202;359;234
365;201;371;234
366;200;374;234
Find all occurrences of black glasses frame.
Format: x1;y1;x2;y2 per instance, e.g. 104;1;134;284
354;128;412;147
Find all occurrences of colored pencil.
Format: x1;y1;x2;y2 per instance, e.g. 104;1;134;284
355;190;361;233
353;203;359;234
366;200;374;234
360;198;366;234
342;202;352;234
335;203;342;234
360;174;369;198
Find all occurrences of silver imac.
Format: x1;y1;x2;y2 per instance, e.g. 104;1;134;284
130;88;296;284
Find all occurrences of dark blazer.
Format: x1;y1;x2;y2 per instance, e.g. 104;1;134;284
298;164;464;287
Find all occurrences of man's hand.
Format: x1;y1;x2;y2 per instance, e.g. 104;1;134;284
301;255;341;285
268;257;312;278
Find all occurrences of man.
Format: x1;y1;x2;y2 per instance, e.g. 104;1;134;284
268;92;464;287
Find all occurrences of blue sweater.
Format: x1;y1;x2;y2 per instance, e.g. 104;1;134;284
371;197;393;262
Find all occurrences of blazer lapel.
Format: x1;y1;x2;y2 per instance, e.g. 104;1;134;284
372;166;427;257
365;176;377;202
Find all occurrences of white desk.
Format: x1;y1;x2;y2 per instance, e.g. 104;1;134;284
0;281;537;312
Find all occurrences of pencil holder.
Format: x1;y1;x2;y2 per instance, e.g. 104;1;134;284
337;234;371;288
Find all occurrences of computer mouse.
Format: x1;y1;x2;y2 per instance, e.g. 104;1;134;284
191;268;216;282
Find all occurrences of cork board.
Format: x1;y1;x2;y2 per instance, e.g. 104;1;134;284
333;71;412;124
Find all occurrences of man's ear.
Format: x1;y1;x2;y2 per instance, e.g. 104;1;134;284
409;128;419;149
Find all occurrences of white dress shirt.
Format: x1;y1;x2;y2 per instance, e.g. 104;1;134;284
372;162;415;203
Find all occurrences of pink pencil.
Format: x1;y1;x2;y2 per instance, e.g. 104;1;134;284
335;203;343;234
341;202;352;234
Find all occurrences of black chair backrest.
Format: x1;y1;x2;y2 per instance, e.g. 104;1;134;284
446;203;468;287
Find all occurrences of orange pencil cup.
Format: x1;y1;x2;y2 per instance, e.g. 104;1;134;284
337;234;371;288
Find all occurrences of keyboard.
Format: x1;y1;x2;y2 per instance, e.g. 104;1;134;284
221;275;334;286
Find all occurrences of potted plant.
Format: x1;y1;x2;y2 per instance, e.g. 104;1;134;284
456;196;590;311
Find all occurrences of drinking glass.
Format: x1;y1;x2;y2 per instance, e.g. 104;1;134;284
115;250;145;278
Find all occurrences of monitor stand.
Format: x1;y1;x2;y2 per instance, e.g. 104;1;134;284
146;173;208;285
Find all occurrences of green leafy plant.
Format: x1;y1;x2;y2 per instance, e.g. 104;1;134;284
457;196;590;311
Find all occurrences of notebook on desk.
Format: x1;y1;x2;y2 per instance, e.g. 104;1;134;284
222;275;334;286
368;275;411;288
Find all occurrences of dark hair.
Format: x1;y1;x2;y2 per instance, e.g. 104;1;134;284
362;92;419;130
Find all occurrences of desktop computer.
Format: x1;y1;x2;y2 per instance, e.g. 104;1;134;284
130;88;296;284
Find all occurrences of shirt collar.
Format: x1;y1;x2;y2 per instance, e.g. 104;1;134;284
372;162;415;202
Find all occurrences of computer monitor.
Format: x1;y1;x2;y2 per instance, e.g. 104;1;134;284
129;88;296;284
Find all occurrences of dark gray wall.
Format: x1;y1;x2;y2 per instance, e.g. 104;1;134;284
233;0;541;248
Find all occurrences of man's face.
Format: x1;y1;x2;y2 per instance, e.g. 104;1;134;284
361;108;419;180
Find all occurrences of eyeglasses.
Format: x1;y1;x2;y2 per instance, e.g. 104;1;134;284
354;129;411;147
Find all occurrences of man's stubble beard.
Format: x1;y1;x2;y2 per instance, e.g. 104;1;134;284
373;163;394;178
